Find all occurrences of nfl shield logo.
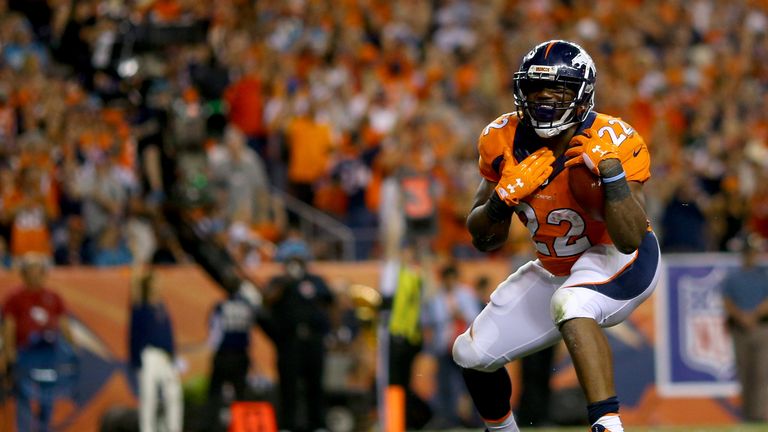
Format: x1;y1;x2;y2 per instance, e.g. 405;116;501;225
678;270;735;380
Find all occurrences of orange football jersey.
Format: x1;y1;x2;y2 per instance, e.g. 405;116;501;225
477;111;651;276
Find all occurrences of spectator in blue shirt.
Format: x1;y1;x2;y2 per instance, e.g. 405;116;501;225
721;234;768;422
92;225;133;267
421;262;481;428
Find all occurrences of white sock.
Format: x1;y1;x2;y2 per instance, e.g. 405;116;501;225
485;412;520;432
593;413;624;432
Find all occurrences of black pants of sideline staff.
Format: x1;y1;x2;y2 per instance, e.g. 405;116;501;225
276;335;326;432
206;350;250;430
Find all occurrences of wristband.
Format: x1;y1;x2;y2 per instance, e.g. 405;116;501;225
598;160;624;179
486;192;514;223
602;171;626;184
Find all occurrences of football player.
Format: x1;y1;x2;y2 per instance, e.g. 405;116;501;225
452;40;660;432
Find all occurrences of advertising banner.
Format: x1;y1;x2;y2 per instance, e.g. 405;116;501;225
655;254;740;397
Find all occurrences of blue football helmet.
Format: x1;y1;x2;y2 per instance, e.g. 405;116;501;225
513;40;597;138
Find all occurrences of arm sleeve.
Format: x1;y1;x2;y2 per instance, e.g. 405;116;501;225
166;308;176;358
477;114;515;183
157;303;176;357
478;136;504;183
618;131;651;183
128;307;144;369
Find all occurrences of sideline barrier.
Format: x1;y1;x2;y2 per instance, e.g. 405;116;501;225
0;257;750;429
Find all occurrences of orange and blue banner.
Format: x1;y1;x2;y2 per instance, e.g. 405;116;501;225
0;258;752;430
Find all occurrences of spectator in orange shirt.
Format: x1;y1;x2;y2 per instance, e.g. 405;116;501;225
284;101;335;206
1;167;58;258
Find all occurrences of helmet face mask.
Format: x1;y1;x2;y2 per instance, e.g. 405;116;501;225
521;82;577;123
513;40;596;138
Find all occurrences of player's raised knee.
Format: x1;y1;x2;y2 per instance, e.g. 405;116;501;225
550;287;598;326
452;330;497;372
550;288;575;325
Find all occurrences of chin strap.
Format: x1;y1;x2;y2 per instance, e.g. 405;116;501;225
534;121;578;138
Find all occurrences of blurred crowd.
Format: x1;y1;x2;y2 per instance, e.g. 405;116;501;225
1;0;768;269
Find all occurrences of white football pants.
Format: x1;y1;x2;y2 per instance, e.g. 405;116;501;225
454;232;661;372
139;347;183;432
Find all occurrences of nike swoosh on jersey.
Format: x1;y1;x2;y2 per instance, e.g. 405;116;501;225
633;147;642;157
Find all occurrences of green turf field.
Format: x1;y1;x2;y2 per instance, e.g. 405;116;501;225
425;426;768;432
528;427;768;432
